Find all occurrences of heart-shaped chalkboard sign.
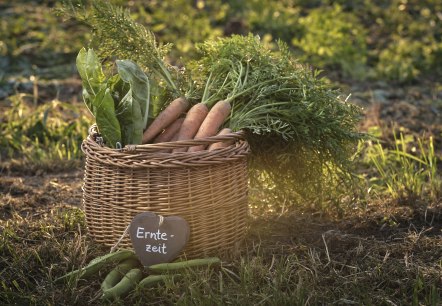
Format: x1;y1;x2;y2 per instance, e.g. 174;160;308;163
129;212;190;266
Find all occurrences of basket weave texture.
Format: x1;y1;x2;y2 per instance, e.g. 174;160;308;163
81;126;250;258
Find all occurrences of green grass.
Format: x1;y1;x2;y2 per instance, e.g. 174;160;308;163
0;94;91;173
2;1;442;84
359;127;441;204
0;203;440;305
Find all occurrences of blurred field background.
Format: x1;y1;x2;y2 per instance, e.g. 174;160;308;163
0;1;441;305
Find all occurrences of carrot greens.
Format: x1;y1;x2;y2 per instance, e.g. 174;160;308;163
185;34;364;194
190;34;363;167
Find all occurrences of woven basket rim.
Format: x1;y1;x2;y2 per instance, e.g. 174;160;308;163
86;124;246;153
81;125;250;168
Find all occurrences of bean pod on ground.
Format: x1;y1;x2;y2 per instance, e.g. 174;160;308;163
101;268;143;301
148;257;221;274
101;258;141;291
55;249;136;283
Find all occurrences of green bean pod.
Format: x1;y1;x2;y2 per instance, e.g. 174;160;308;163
138;274;178;288
102;268;143;301
55;249;135;283
101;258;141;291
148;257;221;274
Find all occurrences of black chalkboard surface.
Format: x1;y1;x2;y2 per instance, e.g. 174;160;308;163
129;212;190;266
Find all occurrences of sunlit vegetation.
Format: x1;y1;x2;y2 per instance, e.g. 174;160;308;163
0;1;441;305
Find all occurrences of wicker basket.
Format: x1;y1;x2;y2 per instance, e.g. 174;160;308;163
81;126;250;258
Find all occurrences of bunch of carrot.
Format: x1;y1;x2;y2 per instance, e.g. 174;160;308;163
142;97;233;152
67;1;363;201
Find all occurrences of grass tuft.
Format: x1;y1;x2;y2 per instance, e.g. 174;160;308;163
361;129;441;204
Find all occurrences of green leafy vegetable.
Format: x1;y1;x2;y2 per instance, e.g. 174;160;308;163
76;48;122;147
76;48;152;147
114;89;142;146
116;60;150;128
115;60;150;145
75;48;106;116
94;88;121;148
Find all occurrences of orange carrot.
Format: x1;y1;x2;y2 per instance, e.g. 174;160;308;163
173;103;209;152
153;118;185;143
170;133;179;142
142;97;189;144
188;100;231;152
157;133;180;153
208;128;233;151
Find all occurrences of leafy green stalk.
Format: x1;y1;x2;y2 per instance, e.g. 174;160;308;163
75;47;106;116
76;48;151;147
76;48;121;147
94;88;122;148
115;60;150;145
